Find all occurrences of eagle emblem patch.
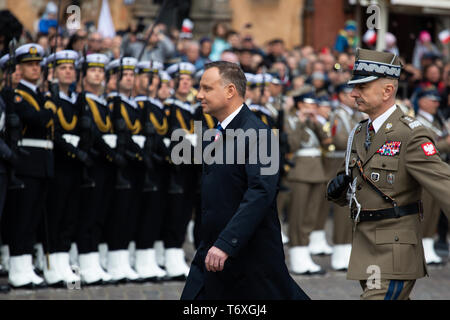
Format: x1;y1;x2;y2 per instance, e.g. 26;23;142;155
421;142;436;156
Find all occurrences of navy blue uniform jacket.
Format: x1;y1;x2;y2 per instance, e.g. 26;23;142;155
181;105;309;300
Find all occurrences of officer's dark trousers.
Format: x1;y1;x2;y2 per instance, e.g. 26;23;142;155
45;160;82;253
5;176;48;256
76;161;114;254
163;164;196;248
105;164;140;251
135;164;168;250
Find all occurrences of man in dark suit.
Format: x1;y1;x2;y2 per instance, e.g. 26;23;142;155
181;61;309;300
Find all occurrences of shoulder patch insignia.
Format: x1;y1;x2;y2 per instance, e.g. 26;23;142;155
14;95;23;103
421;142;437;156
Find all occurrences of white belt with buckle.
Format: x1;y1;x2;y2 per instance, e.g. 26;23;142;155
132;135;146;149
295;148;321;157
62;134;80;147
325;151;346;158
102;134;117;149
18;139;53;150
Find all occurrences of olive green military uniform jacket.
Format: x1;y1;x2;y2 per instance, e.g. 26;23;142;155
333;106;450;280
285;111;328;183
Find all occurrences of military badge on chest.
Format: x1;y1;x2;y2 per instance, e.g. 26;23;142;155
387;173;395;185
376;141;401;156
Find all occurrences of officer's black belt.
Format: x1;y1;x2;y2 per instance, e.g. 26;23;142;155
351;201;422;222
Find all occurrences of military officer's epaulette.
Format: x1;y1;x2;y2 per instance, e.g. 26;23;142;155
163;98;196;114
400;115;422;130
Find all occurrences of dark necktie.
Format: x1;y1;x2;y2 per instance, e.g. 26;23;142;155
365;122;375;150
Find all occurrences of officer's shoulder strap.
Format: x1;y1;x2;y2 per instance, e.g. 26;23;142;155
399;115;423;130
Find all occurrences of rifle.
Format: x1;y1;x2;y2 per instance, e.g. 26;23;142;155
48;0;62;100
77;44;96;188
136;0;169;62
167;63;183;194
141;61;162;192
112;56;131;189
3;38;25;189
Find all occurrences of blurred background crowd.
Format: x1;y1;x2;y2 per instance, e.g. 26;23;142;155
0;0;449;291
0;0;449;116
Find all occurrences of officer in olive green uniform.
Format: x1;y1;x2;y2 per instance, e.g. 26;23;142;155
309;94;333;257
414;85;450;265
286;89;329;275
327;48;450;300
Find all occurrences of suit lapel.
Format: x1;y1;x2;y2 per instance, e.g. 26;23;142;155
363;107;401;166
224;104;249;132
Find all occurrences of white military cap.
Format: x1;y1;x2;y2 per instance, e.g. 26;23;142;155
135;60;164;74
15;43;44;63
77;53;110;70
253;73;273;87
52;50;79;66
159;71;172;83
245;73;255;87
166;62;196;76
106;57;138;75
0;54;10;70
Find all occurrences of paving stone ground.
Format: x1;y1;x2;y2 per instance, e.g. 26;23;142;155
1;219;448;300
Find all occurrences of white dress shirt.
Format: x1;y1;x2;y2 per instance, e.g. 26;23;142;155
218;104;244;130
369;104;397;133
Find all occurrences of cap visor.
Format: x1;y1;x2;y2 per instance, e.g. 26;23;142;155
348;75;378;85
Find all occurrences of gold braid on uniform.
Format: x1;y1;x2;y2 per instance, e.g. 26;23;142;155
204;113;215;129
120;104;142;134
137;101;169;135
176;108;194;133
56;107;77;131
15;90;55;138
44;100;56;138
261;115;269;126
86;97;112;132
150;113;168;135
15;89;40;111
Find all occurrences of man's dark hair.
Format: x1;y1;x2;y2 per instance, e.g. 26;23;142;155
204;61;246;98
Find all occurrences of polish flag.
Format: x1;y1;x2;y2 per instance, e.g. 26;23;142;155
97;0;116;39
439;30;450;45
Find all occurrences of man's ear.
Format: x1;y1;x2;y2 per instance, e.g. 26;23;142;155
383;82;395;101
226;83;236;99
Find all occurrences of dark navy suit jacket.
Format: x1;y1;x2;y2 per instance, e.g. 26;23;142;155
181;104;309;300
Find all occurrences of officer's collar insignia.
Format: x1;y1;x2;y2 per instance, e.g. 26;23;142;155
376;141;401;156
385;123;392;130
